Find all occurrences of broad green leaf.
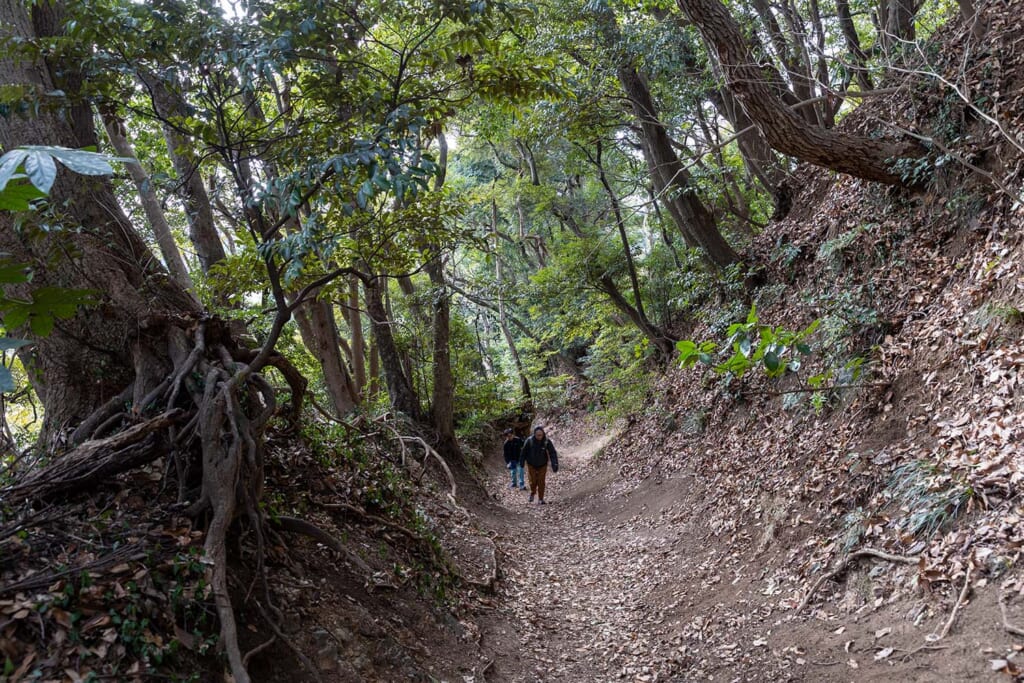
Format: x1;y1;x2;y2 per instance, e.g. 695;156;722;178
0;263;30;284
24;150;57;193
0;338;30;351
0;149;28;192
676;340;696;353
33;146;116;176
0;180;47;210
1;307;29;330
764;351;781;373
30;314;55;337
0;366;15;393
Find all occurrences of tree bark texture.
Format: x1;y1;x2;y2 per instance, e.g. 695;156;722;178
292;296;359;417
139;74;227;273
677;0;924;185
0;1;201;448
101;111;196;292
364;278;419;419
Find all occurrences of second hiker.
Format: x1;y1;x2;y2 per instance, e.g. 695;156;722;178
502;428;526;490
520;425;559;504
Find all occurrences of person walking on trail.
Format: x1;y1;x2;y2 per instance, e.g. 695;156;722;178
519;426;558;504
503;428;526;490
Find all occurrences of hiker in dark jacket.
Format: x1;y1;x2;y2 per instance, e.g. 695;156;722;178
502;429;526;490
519;425;558;504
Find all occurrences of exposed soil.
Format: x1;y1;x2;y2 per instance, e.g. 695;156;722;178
471;430;1023;682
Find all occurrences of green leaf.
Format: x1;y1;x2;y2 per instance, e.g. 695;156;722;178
0;338;30;351
0;149;29;192
764;351;781;373
45;147;116;176
24;150;57;193
746;303;758;325
796;342;812;355
0;180;47;210
0;365;15;393
0;262;30;284
2;307;29;330
30;314;55;337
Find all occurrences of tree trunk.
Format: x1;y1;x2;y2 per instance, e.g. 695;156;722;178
425;257;457;454
101;111;195;293
492;207;531;402
677;0;924;185
0;1;201;449
347;277;367;395
836;0;874;92
139;74;227;273
364;278;419;419
596;275;675;358
881;0;916;52
292;296;358;417
594;141;650;322
593;5;739;266
707;88;785;194
618;66;739;265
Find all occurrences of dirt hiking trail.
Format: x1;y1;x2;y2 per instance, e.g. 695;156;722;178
472;432;1012;683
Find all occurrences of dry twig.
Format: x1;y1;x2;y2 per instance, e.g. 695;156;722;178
932;564;972;641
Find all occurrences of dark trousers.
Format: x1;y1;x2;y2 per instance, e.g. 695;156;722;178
527;464;547;500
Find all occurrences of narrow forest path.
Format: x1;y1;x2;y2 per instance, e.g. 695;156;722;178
476;434;688;682
470;432;997;683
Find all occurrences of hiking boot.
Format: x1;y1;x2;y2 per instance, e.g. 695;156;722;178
519;485;527;490
509;483;516;489
538;500;546;505
528;494;534;503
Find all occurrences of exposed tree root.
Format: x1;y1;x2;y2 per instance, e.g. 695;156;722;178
930;564;972;641
319;500;422;544
401;434;469;518
242;635;277;668
1000;590;1024;637
270;515;381;580
1;410;185;505
798;548;920;613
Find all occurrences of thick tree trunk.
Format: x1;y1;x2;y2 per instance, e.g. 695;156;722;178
0;1;201;449
101;111;196;293
364;278;419;419
880;0;916;52
707;88;784;194
293;296;358;417
618;66;740;266
593;5;739;266
140;74;227;273
425;257;457;454
677;0;923;185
